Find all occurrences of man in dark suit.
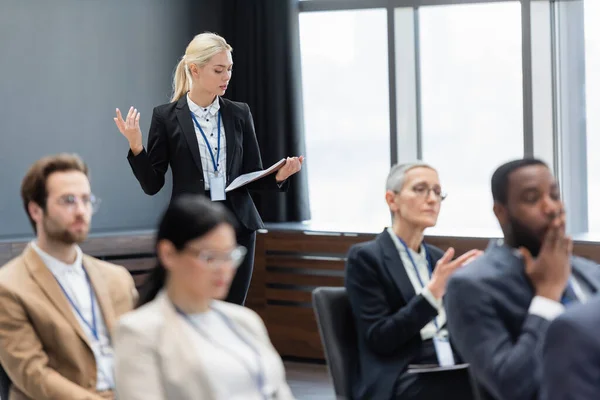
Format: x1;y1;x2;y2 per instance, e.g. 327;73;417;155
345;162;481;400
541;294;600;400
445;158;600;400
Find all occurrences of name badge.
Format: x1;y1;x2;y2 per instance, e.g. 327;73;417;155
433;335;456;367
209;173;226;201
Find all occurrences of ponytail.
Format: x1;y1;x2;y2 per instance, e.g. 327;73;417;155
170;58;190;102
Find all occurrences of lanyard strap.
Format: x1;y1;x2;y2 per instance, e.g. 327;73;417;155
54;269;98;341
395;236;440;330
191;111;221;173
396;237;433;287
175;306;269;400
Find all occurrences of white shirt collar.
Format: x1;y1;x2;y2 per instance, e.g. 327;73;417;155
31;241;84;277
386;227;427;259
187;93;220;117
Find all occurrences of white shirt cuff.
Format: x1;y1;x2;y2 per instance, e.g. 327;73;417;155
528;296;565;321
421;287;443;311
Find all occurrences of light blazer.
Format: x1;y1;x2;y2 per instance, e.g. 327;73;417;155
113;292;295;400
0;244;137;400
541;294;600;400
127;96;288;232
445;242;600;400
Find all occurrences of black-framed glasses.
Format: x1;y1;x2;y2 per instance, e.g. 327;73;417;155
186;245;248;269
395;186;447;202
55;194;101;214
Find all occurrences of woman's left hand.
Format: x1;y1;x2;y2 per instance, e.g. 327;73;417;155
276;156;304;183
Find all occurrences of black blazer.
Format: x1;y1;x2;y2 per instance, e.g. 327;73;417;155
345;230;446;400
127;96;287;232
445;242;600;400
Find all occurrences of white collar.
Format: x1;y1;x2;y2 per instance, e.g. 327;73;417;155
187;93;220;117
386;227;427;259
31;241;84;277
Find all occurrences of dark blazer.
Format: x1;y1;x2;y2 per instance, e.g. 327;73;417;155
445;241;600;400
127;96;287;232
345;230;447;400
541;294;600;400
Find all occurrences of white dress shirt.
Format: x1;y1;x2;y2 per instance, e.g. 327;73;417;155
184;305;277;400
31;241;114;391
187;94;227;190
387;228;447;341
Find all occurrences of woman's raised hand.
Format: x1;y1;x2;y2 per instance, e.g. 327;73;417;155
114;107;143;155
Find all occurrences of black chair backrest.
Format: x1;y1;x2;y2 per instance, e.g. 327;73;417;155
0;362;11;400
312;287;357;400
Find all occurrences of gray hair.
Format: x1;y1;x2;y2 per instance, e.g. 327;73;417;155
385;161;435;192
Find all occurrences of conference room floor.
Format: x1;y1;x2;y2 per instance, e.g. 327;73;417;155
285;361;334;399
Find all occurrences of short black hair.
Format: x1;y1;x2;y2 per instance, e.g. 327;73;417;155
491;158;548;205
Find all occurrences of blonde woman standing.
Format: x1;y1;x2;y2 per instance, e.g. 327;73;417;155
114;33;303;305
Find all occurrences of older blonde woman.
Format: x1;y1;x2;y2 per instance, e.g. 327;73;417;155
345;162;482;400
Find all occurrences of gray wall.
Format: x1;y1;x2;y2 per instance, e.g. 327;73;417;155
0;0;223;240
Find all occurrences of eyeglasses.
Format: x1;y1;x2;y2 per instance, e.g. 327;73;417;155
186;245;248;269
55;194;101;214
395;186;447;202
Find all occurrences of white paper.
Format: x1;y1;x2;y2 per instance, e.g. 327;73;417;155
225;158;286;192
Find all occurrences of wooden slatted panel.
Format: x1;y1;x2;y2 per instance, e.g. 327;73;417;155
112;257;156;272
6;234;155;259
267;306;323;359
263;231;372;255
266;288;313;303
0;244;13;265
266;271;344;287
265;255;345;271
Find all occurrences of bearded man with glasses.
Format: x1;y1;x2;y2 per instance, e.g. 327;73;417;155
0;153;137;400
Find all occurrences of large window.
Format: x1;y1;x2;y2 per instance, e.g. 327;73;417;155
585;0;600;231
299;9;391;232
419;2;524;235
298;0;600;236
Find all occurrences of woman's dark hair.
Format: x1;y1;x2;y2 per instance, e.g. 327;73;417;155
137;194;237;308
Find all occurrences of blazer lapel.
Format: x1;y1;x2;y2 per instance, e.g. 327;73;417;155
219;98;236;184
23;245;92;349
158;295;213;399
176;96;204;174
83;256;117;336
378;231;417;304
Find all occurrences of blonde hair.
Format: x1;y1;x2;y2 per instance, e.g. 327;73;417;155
171;33;233;102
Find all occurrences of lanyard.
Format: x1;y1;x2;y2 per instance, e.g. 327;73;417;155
54;268;99;341
396;237;433;287
175;305;269;400
191;111;221;173
396;236;440;330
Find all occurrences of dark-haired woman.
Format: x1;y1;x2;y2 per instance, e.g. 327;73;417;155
113;195;294;400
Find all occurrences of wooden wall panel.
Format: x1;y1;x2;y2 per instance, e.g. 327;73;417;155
3;228;600;363
253;229;600;361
